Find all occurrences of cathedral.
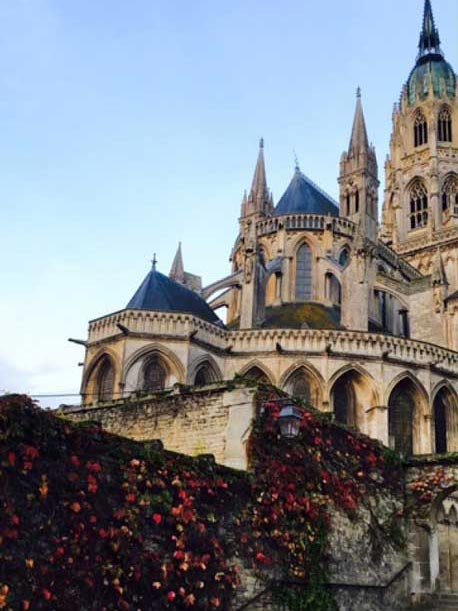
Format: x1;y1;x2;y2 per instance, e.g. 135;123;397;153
78;0;458;460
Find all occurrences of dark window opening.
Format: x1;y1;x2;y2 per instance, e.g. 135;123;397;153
409;182;428;230
438;107;452;143
296;244;313;302
388;381;414;457
97;357;115;402
414;111;428;147
434;394;448;454
143;358;166;392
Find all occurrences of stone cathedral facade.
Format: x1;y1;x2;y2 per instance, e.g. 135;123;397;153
78;0;458;462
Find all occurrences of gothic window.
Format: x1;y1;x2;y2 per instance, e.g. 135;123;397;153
441;175;458;214
434;392;448;454
414;110;428;147
346;193;351;216
295;244;313;301
339;248;350;268
194;364;216;386
438;107;452;143
143;357;166;392
409;181;428;230
287;372;312;403
97;357;115;402
332;374;356;427
388;380;414;457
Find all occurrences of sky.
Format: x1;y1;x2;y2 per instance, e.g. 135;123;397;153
1;0;457;407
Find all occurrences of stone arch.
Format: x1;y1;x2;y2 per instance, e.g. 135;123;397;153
83;349;120;403
123;344;185;394
413;108;428;147
189;355;223;386
432;382;458;454
280;361;324;407
386;373;429;456
328;365;379;429
238;361;274;385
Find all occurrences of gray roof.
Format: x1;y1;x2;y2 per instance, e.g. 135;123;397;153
127;267;221;325
274;167;339;217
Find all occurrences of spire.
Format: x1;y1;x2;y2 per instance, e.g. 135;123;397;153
348;88;369;156
250;138;268;200
418;0;442;58
169;242;184;283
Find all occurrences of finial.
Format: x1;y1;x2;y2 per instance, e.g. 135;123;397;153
293;150;300;172
356;86;361;99
151;253;157;271
259;137;264;149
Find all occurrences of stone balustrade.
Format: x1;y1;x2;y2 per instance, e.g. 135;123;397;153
88;309;228;348
256;214;356;238
88;310;458;374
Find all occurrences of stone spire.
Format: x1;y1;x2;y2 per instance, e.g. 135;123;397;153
418;0;442;58
169;242;185;283
250;138;268;201
348;88;369;157
240;139;272;218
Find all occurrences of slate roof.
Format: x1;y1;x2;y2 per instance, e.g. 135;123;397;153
127;267;221;325
274;167;339;217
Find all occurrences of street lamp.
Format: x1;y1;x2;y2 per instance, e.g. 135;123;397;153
278;403;303;439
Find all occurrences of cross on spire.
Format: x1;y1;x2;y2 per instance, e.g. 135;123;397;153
151;254;157;271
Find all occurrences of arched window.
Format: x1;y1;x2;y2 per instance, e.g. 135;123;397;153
295;244;313;301
194;363;217;386
339;248;350;268
97;357;115;402
409;181;429;230
288;372;312;403
434;393;448;454
438;107;452;143
388;380;415;457
326;273;342;305
332;373;356;427
355;190;360;213
346;193;351;216
143;357;166;392
441;175;458;214
414;110;428;147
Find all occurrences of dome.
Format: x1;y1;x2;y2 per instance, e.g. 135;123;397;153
405;0;456;105
274;167;339;217
407;54;456;105
127;265;221;325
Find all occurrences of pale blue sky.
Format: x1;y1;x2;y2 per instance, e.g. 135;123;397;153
1;0;457;406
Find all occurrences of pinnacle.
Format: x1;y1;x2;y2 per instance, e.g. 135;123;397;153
348;90;369;156
250;138;268;200
169;242;185;283
418;0;442;57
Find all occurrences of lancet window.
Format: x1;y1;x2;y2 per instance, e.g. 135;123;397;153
295;244;313;301
97;357;115;402
414;110;428;147
438;107;452;143
409;181;428;230
441;175;458;214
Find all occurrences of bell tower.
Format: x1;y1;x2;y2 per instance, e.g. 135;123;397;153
339;89;379;242
381;0;458;254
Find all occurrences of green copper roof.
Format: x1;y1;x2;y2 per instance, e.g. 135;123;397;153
406;0;456;104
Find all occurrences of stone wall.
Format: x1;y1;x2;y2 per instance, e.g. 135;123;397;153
61;383;256;470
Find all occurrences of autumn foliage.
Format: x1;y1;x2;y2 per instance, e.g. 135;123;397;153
0;393;403;610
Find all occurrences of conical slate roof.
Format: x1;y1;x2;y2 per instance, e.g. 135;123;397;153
127;264;220;325
274;167;339;217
